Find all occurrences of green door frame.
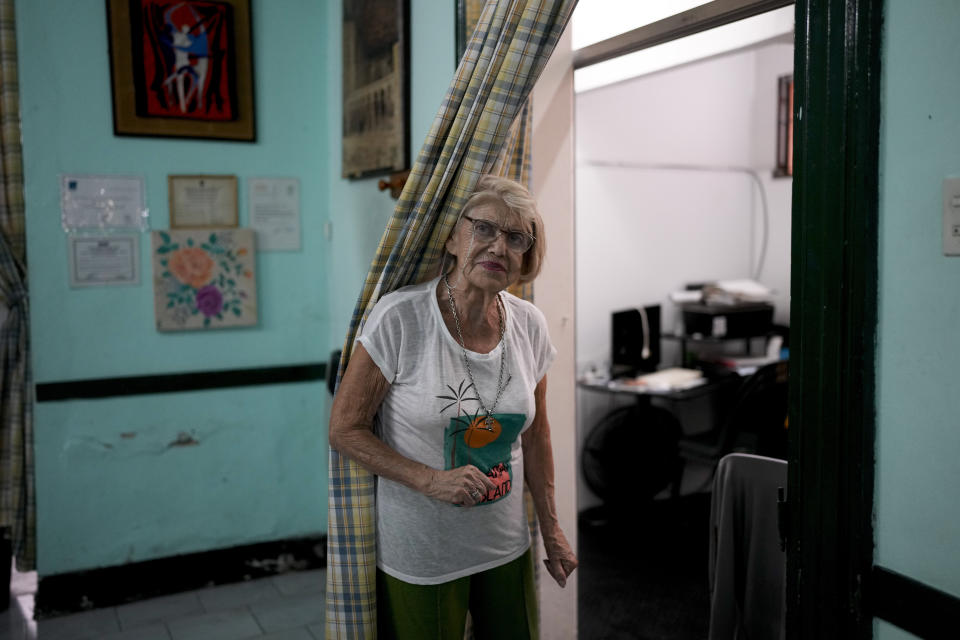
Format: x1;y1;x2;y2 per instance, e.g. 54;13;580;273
572;0;887;634
788;0;881;637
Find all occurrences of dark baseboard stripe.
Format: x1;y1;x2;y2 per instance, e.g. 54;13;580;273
870;566;960;639
35;363;327;402
35;535;326;618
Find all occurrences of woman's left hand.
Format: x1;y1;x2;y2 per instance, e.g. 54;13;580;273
541;527;578;588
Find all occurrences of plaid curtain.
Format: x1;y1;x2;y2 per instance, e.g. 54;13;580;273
325;1;576;636
0;0;35;572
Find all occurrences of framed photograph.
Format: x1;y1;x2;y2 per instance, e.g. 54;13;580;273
774;73;794;177
152;228;257;330
106;0;256;141
455;0;485;64
168;174;238;228
342;0;409;178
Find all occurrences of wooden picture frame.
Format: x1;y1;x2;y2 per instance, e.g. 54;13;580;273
341;0;410;178
774;73;794;177
455;0;485;65
168;174;238;228
106;0;256;141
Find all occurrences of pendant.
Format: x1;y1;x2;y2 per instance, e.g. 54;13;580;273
484;414;494;430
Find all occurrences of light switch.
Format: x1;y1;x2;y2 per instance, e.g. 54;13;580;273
943;177;960;255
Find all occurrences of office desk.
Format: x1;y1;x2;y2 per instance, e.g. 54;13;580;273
578;372;740;403
579;372;744;503
578;373;739;503
578;372;742;440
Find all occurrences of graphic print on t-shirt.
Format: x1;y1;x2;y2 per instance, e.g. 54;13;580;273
437;380;526;505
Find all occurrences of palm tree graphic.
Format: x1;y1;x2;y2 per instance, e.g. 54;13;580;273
436;380;479;415
437;380;485;468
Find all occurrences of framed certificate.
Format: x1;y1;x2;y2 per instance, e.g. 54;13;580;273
249;177;301;251
60;174;147;231
68;235;140;287
168;174;238;229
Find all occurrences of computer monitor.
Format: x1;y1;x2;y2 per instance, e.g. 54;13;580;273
611;305;661;378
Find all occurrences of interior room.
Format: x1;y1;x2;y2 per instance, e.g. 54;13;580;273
0;1;461;638
570;4;794;638
3;1;960;639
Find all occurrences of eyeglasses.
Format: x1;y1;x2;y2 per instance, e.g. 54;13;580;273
463;215;535;253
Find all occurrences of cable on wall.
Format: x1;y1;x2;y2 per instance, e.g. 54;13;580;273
580;160;771;280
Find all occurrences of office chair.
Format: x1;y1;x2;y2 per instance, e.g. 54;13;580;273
708;453;788;640
672;360;788;495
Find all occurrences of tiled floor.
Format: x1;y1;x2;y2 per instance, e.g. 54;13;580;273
1;566;326;640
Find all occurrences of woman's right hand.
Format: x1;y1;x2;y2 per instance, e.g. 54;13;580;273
424;465;497;506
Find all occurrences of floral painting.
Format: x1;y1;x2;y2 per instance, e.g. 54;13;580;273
151;228;257;330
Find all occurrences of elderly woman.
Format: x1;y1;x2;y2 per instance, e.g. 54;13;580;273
330;175;576;639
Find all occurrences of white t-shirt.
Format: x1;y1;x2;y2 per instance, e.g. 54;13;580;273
357;276;556;585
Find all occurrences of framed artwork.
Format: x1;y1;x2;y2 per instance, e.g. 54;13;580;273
106;0;256;141
455;0;485;64
774;73;794;177
168;174;238;228
151;228;257;330
342;0;409;178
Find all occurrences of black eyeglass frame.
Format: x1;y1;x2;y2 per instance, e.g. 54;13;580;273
462;215;536;253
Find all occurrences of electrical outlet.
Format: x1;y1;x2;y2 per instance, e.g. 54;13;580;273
943;177;960;255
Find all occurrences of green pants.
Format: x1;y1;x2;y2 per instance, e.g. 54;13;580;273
376;549;539;640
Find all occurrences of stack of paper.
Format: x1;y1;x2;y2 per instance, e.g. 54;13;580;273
620;367;704;391
710;279;775;303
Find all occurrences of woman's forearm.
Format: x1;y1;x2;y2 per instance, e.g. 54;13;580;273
523;378;562;538
331;422;436;494
329;344;495;505
523;375;578;586
524;436;561;538
328;345;436;494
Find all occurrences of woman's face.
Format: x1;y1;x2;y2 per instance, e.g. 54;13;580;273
445;203;532;294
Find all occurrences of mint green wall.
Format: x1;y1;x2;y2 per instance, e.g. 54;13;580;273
19;0;454;576
20;0;331;575
35;383;325;573
875;0;960;634
21;0;331;380
322;1;454;348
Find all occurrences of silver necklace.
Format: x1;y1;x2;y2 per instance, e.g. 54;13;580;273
443;274;511;428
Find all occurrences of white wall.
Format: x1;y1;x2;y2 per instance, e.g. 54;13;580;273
574;42;793;508
532;25;579;639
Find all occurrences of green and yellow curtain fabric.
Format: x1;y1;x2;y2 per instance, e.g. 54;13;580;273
325;0;576;636
0;0;35;571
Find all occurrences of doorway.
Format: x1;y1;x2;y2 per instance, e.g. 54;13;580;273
571;3;795;638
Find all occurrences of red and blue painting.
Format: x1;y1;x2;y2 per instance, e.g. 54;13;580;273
130;1;238;122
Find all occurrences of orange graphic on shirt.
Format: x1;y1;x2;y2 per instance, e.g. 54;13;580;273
463;415;502;448
438;380;525;506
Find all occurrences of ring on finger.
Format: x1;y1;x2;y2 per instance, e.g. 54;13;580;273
470;488;482;500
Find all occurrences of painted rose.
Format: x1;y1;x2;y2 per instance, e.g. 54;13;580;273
169;247;214;288
195;285;223;318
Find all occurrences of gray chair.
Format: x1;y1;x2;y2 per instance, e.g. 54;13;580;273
708;453;787;640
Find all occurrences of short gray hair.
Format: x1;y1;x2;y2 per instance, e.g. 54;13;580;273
442;175;546;284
